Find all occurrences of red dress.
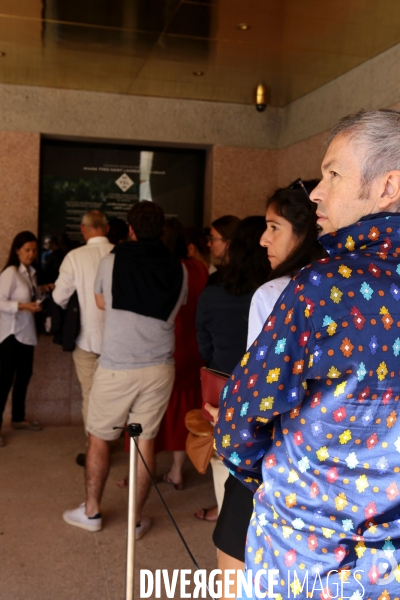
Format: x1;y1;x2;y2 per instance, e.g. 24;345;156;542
155;258;208;452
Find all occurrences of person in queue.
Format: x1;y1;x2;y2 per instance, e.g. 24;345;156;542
0;231;53;446
207;181;327;599
53;210;113;466
185;226;216;275
157;218;209;489
195;216;270;522
63;201;187;539
215;109;400;598
207;215;240;281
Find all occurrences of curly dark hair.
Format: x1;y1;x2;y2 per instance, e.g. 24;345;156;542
266;180;327;280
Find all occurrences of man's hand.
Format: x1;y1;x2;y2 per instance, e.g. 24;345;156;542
41;283;55;292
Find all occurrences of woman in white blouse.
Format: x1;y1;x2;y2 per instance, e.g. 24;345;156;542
0;231;51;446
208;180;328;599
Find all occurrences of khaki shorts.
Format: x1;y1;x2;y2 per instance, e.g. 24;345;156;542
86;363;174;441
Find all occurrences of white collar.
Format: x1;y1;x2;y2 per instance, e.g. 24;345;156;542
87;236;110;245
18;263;36;276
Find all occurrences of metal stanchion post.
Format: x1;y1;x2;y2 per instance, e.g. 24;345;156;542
125;423;143;600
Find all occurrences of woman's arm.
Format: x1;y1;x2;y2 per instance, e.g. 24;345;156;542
0;267;20;313
247;277;291;348
0;268;42;313
215;278;314;489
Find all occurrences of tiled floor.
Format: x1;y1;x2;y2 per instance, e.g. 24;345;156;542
0;419;218;600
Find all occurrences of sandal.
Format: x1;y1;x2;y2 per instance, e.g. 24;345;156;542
162;473;184;491
194;506;218;522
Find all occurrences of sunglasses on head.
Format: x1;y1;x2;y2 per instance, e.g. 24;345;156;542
289;178;311;201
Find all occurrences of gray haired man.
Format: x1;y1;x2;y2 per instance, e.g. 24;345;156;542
53;210;113;463
215;109;400;599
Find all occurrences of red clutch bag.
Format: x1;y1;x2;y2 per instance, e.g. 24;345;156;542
200;367;229;422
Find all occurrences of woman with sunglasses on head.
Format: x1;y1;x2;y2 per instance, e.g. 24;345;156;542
0;231;53;446
247;179;325;345
207;180;327;599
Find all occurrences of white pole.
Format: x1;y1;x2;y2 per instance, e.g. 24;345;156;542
126;432;138;599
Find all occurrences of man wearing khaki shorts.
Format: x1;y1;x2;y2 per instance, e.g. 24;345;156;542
63;201;187;540
53;210;113;466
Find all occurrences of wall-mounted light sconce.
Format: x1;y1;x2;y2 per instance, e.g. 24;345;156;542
255;84;268;112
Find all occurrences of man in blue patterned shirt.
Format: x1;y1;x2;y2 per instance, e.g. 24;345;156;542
215;109;400;599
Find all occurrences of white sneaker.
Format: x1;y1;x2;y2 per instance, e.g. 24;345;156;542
63;503;102;532
136;516;152;540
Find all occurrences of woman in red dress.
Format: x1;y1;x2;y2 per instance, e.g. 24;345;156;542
156;218;209;488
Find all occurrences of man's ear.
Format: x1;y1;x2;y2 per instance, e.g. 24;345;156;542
378;171;400;211
128;225;137;241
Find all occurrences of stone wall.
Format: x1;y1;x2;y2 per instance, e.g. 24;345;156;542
0;131;40;264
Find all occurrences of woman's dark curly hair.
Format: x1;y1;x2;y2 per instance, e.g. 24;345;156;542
266;180;327;280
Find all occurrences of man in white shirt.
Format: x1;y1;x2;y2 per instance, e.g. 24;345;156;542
53;210;113;463
63;201;186;539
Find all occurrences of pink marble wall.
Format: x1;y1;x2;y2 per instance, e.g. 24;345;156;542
277;131;328;187
0;132;40;265
208;131;327;222
210;145;279;219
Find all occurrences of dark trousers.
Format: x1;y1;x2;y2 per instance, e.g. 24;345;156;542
0;335;34;428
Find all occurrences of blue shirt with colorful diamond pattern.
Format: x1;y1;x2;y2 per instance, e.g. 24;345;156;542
215;214;400;599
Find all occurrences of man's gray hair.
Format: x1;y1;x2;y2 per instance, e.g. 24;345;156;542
327;109;400;189
81;209;108;230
